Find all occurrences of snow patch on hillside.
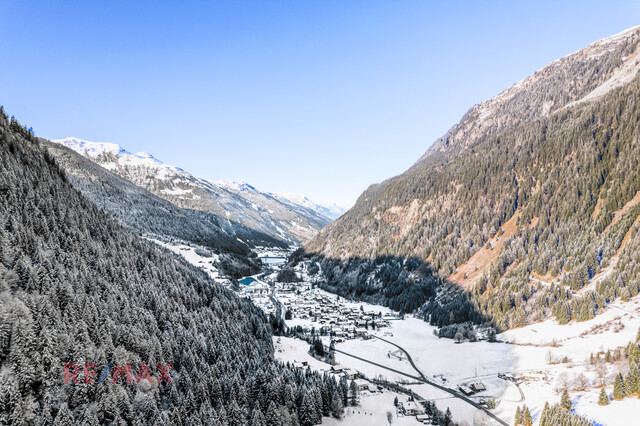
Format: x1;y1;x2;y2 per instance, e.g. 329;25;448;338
565;46;640;109
210;180;257;192
148;239;222;281
473;25;640;125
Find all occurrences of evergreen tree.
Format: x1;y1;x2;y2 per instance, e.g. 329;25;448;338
327;340;336;365
251;407;266;426
299;394;315;426
614;373;626;399
339;377;349;407
349;380;358;406
522;405;532;426
227;400;245;426
218;405;228;426
331;390;344;419
561;389;572;410
598;387;610;406
626;362;640;395
514;406;522;425
444;407;452;426
53;403;74;426
540;403;590;426
266;401;280;426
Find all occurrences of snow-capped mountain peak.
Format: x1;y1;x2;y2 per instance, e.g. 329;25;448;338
52;138;185;174
268;191;346;220
269;191;311;206
52;137;129;158
134;151;154;159
49;137;343;242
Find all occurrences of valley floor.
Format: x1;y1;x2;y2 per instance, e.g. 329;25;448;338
270;284;513;426
164;241;640;426
274;336;419;426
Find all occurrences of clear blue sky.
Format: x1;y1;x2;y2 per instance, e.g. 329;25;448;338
1;1;638;207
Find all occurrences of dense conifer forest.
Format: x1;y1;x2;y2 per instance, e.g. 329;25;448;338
0;110;344;425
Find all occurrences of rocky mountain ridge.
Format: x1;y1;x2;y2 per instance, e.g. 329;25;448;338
51;137;336;243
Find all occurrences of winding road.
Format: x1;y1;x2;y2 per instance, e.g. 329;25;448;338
331;336;509;426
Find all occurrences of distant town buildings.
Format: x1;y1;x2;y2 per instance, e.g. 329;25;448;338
240;278;398;341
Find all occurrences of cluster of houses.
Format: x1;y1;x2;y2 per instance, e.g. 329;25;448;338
289;362;376;393
397;398;437;424
237;278;276;314
457;381;487;396
329;365;375;391
238;277;403;341
277;288;400;340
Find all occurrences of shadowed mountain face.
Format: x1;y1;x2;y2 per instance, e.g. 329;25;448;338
305;26;640;330
45;140;291;278
50;138;335;244
45;141;287;252
288;250;486;334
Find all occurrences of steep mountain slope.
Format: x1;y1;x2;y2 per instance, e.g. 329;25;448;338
0;111;344;424
419;25;640;160
50;138;333;243
306;26;640;330
44;141;288;277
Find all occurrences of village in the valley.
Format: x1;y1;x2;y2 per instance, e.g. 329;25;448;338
160;242;640;426
234;254;500;425
240;278;398;341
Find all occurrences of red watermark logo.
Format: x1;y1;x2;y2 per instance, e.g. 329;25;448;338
63;362;172;384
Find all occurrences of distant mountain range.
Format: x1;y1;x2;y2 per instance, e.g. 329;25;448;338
267;191;345;220
50;137;344;243
45;140;289;278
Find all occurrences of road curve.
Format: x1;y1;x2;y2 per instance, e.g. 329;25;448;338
513;381;525;403
333;335;508;426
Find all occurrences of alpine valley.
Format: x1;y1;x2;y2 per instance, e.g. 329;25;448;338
3;9;640;426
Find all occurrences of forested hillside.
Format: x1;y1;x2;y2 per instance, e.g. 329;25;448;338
45;141;288;278
305;26;640;330
46;141;287;252
0;110;344;425
51;138;333;244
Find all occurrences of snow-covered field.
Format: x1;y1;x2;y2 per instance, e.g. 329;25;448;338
325;393;419;426
152;240;640;425
335;317;512;425
277;284;640;425
496;297;640;426
273;336;420;426
149;239;222;280
276;289;512;425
